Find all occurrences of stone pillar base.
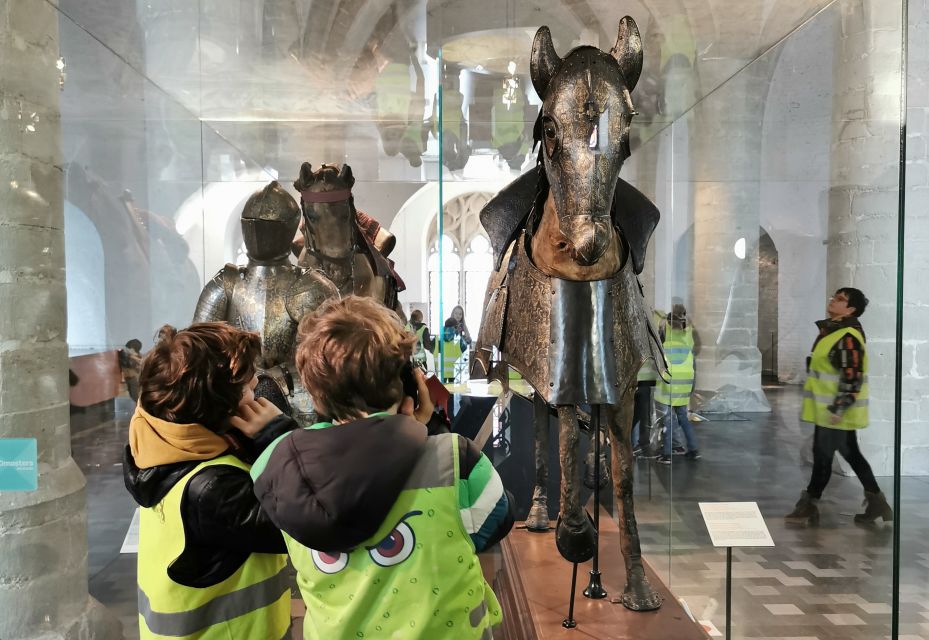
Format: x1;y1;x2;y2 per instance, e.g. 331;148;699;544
693;346;771;413
53;597;123;640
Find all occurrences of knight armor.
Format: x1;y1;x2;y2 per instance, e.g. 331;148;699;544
193;181;339;421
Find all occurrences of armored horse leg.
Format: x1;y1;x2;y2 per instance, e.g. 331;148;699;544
554;405;597;563
607;389;661;611
583;422;611;490
526;392;551;531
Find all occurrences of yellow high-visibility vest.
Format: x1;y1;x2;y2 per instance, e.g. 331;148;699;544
654;326;694;407
137;455;290;639
801;327;869;430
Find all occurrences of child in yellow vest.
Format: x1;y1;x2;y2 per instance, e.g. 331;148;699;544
124;323;294;639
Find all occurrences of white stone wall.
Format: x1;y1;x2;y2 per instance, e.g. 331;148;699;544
759;6;837;385
827;0;904;476
903;0;929;475
0;1;120;636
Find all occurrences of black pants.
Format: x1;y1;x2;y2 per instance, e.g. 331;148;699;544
806;425;880;499
632;383;653;448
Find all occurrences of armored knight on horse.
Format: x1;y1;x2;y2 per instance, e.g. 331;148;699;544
472;17;668;611
293;163;406;318
193;181;340;420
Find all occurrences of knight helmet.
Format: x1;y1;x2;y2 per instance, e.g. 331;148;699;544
241;181;301;261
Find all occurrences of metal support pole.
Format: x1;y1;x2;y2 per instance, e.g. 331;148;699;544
562;562;579;628
726;546;732;640
584;405;607;599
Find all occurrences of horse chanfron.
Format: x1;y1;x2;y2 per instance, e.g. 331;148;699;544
529;18;643;278
473;16;668;614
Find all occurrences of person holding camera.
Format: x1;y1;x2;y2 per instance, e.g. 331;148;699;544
251;295;513;639
124;323;294;639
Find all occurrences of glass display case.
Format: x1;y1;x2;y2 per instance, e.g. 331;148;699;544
2;0;926;638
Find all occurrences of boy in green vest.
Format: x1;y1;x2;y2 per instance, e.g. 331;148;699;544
124;323;294;639
251;295;513;639
786;287;893;525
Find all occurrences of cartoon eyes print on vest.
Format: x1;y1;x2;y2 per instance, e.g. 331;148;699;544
367;511;422;568
311;550;349;574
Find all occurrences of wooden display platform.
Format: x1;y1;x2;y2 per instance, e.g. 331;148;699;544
492;509;709;640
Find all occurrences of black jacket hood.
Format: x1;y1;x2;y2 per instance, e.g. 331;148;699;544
123;444;199;508
252;413;428;552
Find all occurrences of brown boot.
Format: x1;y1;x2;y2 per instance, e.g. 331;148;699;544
785;491;819;524
854;491;893;524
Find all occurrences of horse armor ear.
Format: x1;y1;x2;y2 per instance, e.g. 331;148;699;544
296;162;313;190
530;26;561;98
610;16;643;92
338;163;355;188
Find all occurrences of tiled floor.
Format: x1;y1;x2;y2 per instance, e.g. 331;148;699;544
75;387;929;640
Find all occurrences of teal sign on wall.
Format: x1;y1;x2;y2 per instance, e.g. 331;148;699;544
0;439;38;491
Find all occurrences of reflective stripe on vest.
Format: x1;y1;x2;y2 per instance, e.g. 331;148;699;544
138;567;290;637
801;327;869;430
285;433;502;639
137;455;290;639
655;327;694;407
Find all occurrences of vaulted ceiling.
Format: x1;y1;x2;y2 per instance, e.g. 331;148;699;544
53;0;844;184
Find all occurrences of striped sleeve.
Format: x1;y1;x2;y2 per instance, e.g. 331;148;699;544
827;333;864;415
457;437;512;552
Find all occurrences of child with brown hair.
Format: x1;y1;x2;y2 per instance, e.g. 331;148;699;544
251;295;513;640
124;322;294;639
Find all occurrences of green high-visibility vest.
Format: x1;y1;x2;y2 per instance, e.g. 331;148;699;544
434;339;463;380
801;327;869;430
654;327;694;407
284;432;502;639
137;455;290;639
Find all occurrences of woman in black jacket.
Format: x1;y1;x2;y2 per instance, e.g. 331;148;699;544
123;323;297;638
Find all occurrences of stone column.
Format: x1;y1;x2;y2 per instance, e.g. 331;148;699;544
689;60;775;413
827;0;903;475
0;2;121;637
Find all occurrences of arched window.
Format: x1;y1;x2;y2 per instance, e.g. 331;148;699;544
427;235;461;330
426;192;494;338
463;234;493;335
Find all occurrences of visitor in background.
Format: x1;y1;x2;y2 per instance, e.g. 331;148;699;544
118;339;143;402
785;287;892;525
447;304;473;344
434;319;467;383
655;304;700;464
124;323;293;639
405;308;434;369
252;296;513;640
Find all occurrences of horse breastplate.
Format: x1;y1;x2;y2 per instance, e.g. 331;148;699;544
487;235;664;405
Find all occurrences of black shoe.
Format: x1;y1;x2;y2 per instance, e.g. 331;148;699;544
854;491;893;524
684;450;701;460
635;446;657;459
656;455;672;465
785;490;820;524
672;446;686;456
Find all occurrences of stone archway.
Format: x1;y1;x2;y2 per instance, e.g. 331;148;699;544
758;229;779;383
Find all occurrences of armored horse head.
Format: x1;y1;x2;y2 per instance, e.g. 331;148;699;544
529;18;649;279
294;162;405;313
